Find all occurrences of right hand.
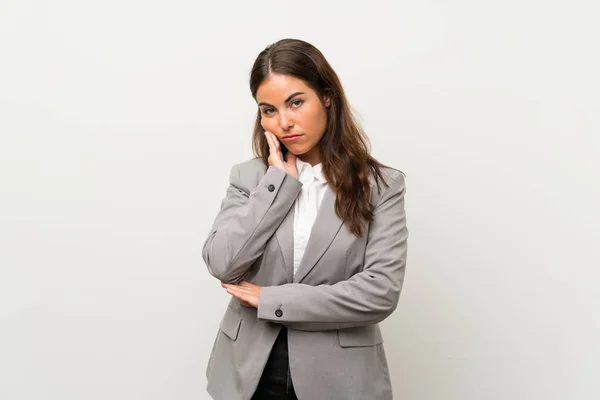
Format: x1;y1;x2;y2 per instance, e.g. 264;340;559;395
264;130;298;179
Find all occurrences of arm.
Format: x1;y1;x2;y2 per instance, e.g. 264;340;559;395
257;170;408;331
202;163;302;283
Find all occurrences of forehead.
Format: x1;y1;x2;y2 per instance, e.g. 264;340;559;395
256;74;314;103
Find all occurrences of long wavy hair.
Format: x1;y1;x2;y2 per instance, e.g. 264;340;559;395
249;38;396;237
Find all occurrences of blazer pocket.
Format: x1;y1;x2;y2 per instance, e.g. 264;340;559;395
337;324;383;348
219;306;242;341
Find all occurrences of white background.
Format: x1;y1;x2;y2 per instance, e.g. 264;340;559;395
1;1;599;399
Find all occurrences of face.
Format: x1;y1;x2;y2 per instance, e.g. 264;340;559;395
256;73;330;165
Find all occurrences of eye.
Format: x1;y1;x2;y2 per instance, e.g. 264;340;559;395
262;108;275;115
291;99;304;108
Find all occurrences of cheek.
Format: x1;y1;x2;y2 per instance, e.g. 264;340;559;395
303;106;327;133
260;117;275;131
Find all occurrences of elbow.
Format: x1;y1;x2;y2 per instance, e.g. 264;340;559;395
204;260;227;281
212;264;245;283
202;251;238;283
202;244;246;283
371;303;397;325
381;268;404;313
373;284;402;323
202;237;229;281
203;258;244;283
376;300;398;323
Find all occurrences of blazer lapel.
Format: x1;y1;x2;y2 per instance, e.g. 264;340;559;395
293;185;344;283
275;204;295;283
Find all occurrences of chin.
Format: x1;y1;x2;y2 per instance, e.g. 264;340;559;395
289;149;308;156
285;146;301;154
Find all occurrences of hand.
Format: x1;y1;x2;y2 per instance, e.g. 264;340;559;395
264;130;298;179
221;281;262;308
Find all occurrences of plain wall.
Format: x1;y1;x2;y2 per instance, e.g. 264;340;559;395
1;0;598;399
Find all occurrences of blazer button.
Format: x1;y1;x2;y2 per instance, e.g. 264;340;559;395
275;309;283;318
268;184;275;192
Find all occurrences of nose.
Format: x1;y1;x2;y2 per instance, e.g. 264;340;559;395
278;111;294;131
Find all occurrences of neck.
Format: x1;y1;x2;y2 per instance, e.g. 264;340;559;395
298;147;321;166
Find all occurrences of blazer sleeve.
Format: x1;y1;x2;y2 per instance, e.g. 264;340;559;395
202;163;303;283
257;170;408;331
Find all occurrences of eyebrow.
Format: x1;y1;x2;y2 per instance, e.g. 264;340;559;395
258;92;305;108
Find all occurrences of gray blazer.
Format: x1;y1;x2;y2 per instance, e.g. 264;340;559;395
202;157;408;400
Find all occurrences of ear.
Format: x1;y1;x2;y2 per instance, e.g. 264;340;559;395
323;95;331;108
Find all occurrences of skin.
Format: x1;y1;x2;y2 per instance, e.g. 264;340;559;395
222;73;331;307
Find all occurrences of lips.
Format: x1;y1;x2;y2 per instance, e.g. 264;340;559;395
282;134;303;141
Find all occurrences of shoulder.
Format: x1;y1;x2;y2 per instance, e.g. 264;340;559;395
228;158;268;194
369;165;407;207
376;166;405;186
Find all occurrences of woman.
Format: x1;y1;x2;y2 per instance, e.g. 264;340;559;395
202;38;408;400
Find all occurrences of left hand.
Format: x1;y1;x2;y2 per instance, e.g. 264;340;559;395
221;281;261;308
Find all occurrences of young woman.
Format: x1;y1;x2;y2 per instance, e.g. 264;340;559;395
202;38;408;400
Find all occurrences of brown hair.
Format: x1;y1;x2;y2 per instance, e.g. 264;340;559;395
249;38;396;237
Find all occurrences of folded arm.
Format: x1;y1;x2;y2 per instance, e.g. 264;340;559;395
257;170;408;331
202;164;302;283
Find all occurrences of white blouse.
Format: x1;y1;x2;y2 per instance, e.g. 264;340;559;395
293;157;328;277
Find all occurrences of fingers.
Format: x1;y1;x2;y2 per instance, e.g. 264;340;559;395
263;130;277;155
221;282;259;308
264;130;283;160
264;131;278;166
272;132;281;152
223;284;241;298
264;130;280;150
222;282;251;295
224;285;251;303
